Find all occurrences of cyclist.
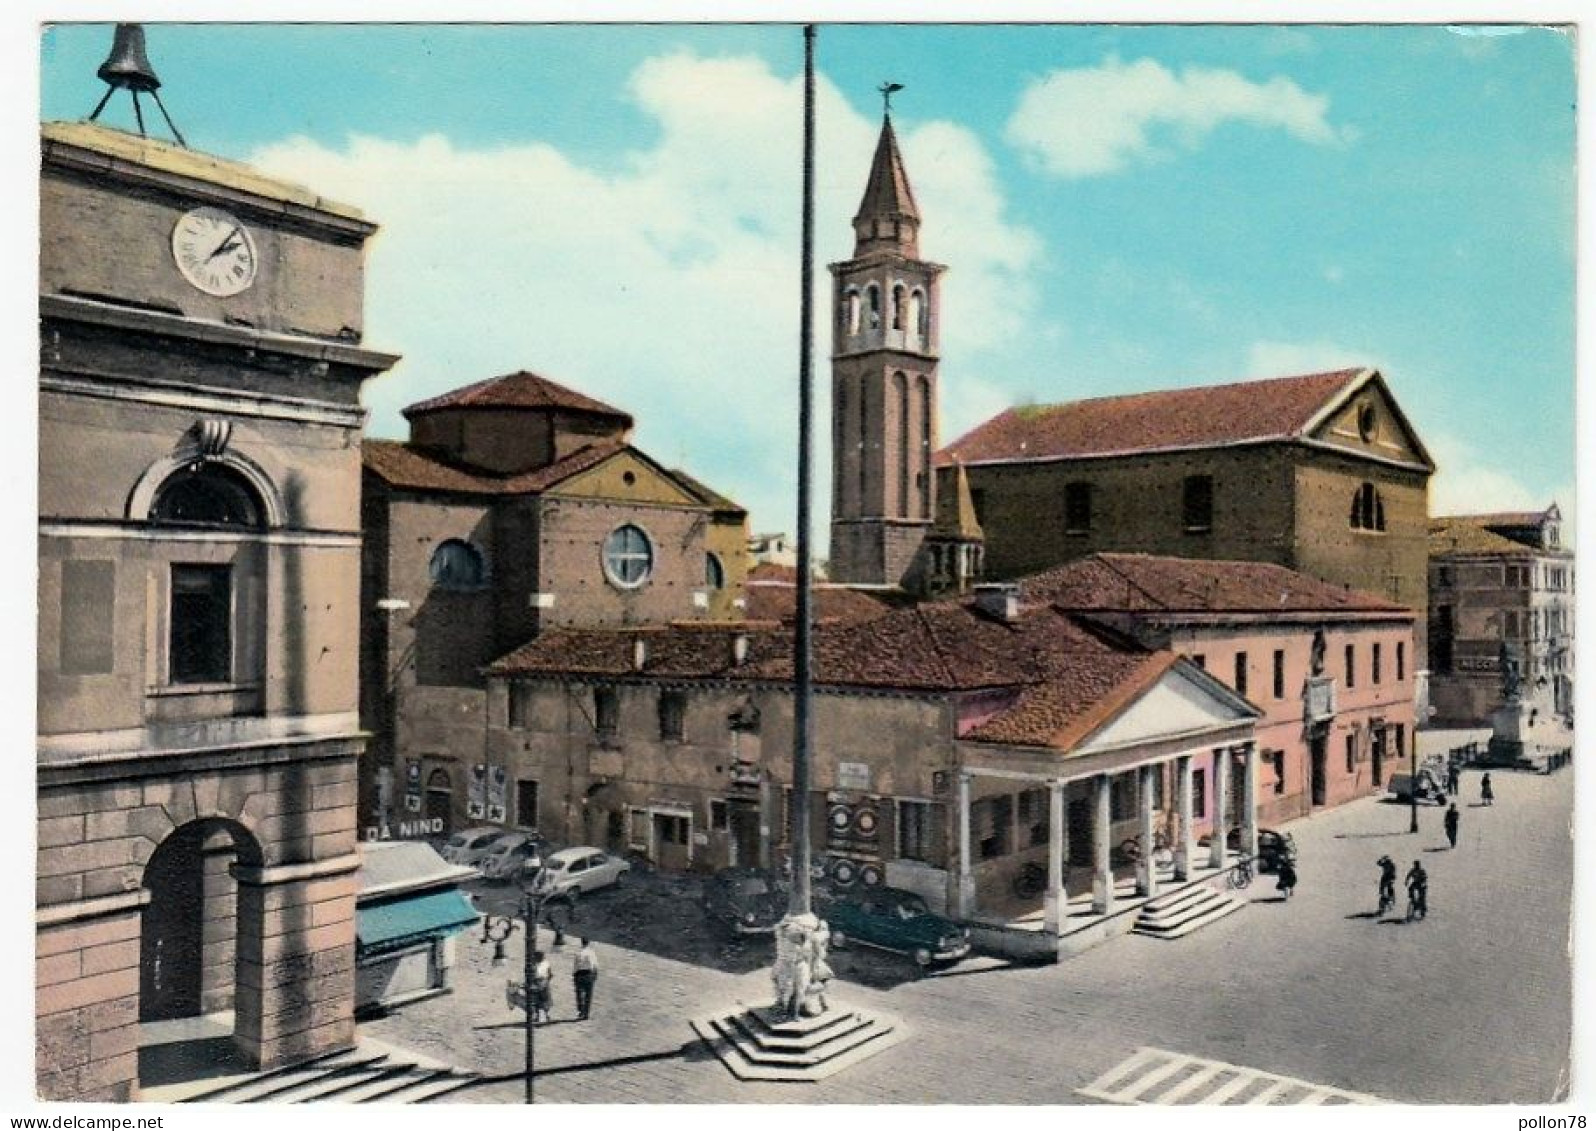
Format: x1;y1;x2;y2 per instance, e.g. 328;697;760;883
1376;855;1397;916
1405;860;1429;921
1275;854;1298;899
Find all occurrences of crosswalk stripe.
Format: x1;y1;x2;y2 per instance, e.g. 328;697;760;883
1079;1047;1384;1106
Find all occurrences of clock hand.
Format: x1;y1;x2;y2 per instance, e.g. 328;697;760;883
206;227;244;262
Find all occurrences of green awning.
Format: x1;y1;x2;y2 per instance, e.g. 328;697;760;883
357;888;480;958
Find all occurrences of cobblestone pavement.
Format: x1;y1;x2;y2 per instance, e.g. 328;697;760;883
361;765;1572;1104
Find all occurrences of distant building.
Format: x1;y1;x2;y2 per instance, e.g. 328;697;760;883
38;120;396;1098
938;367;1436;662
1022;553;1417;825
1428;504;1574;726
485;589;1264;948
742;561;893;625
358;371;748;840
748;532;798;570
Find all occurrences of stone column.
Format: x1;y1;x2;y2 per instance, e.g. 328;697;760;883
1044;780;1066;934
1092;773;1114;915
1209;747;1230;869
1238;743;1260;863
232;856;360;1071
1175;754;1195;880
1136;763;1159;897
955;771;975;919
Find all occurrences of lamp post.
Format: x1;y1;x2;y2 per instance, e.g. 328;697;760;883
480;853;557;1104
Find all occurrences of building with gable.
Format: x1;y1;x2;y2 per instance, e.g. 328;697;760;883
1428;504;1574;726
358;370;749;839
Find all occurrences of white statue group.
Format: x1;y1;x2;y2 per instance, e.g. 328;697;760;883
771;914;834;1019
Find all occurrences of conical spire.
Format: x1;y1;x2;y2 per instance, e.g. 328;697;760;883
852;114;920;257
934;460;984;541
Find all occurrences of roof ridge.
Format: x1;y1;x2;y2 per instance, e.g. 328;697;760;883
1092;553;1172;611
1003;367;1364;417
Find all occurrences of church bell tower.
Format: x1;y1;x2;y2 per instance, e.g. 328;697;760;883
828;98;944;587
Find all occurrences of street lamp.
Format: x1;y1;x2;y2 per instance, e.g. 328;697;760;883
479;853;560;1104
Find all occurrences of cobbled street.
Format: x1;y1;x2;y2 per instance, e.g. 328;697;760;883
362;763;1572;1104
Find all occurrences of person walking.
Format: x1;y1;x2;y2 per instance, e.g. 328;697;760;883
1377;855;1398;917
530;950;553;1023
1406;860;1429;921
1481;773;1495;807
1444;802;1460;849
572;937;599;1021
1446;760;1461;796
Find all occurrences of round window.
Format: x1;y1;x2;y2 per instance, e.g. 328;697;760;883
602;524;654;589
430;539;487;589
1357;402;1378;442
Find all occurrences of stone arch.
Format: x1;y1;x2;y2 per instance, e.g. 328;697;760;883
128;447;287;529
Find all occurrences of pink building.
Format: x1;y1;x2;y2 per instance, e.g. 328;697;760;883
1022;553;1417;827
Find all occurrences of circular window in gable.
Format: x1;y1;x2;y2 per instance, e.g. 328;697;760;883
1357;402;1379;442
602;524;654;589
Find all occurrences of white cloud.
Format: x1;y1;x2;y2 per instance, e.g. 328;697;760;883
1244;338;1381;378
1426;431;1571;522
1005;56;1346;179
250;51;1038;541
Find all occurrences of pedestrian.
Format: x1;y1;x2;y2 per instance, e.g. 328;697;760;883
1444;802;1459;849
572;936;599;1021
1406;860;1428;921
531;950;553;1023
1446;761;1461;796
1481;773;1495;807
1275;855;1298;899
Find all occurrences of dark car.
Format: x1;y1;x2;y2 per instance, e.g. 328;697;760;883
826;887;970;968
702;867;786;936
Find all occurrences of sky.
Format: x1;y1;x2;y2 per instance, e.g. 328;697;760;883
37;21;1578;549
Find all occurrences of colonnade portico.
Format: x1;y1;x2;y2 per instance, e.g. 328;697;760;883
953;741;1260;931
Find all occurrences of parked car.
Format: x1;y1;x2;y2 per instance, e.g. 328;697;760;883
825;887;970;968
702;867;787;936
439;826;519;867
1388;771;1448;806
533;847;629;898
478;832;554;882
1197;826;1296;874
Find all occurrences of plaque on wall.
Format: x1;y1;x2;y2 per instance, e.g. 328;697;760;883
837;761;871;791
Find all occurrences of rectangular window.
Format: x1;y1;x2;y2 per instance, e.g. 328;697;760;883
1372;643;1383;684
1193;767;1207;819
628;807;649;849
897;799;942;864
974;795;1013;860
595;686;619;742
170;564;231;684
657;814;689;846
61;559;115;675
658;689;686;742
1395;723;1406;764
1182;475;1214;532
1344;643;1356;689
709;799;729;831
1233;652;1248;698
516;779;540;829
1017;788;1049;848
1346;733;1357;774
508;682;531;729
1397;641;1406;681
1064;481;1092;534
1192;653;1206;671
1272;649;1286;699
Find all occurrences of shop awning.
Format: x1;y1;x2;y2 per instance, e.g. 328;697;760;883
357;888;480;958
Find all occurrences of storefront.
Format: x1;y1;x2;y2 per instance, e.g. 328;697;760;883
355;842;479;1015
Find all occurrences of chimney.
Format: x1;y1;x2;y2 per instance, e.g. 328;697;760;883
973;583;1020;623
731;633;750;666
632;637;649;672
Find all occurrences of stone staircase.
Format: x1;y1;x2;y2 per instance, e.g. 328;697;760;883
692;1004;908;1083
177;1046;480;1104
1130;883;1246;940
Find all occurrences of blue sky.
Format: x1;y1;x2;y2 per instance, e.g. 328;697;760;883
39;22;1577;545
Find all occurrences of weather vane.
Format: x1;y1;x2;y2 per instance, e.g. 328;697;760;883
878;81;904;116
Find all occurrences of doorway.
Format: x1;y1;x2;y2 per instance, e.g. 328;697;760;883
1310;729;1328;807
425;768;453;833
1066;794;1093;868
1371;726;1387;786
140;828;205;1022
726;799;761;866
652;811;692;871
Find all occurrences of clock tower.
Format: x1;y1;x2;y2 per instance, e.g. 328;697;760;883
828;108;944;587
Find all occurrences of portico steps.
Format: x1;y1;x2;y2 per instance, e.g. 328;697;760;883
692;1004;909;1083
1132;884;1246;939
175;1044;480;1104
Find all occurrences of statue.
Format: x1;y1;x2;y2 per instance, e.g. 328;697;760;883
771;916;833;1019
1309;628;1327;677
1499;640;1522;703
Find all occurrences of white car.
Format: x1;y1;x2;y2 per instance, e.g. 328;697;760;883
479;833;552;882
533;847;629;898
439;826;518;867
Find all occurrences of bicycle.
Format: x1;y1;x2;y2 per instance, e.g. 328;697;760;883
1118;830;1175;868
1225;856;1254;890
1377;885;1396;918
1406;889;1428;922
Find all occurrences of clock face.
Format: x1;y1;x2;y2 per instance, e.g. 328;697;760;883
171;207;259;297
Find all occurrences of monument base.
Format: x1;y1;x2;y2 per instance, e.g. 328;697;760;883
1486;696;1573;772
691;1005;907;1083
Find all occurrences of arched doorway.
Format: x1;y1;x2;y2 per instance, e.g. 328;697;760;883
425;768;454;833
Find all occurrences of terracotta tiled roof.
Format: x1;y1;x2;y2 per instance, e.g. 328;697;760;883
1428;520;1536;557
742;565;892;625
1021;553;1409;616
402;370;632;424
363;438;628;496
937;368;1369;466
488;600;1203;749
1434;509;1553;529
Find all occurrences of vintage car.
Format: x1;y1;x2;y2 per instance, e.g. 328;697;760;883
535;846;629;898
702;867;787;936
478;832;555;882
825;887;970;968
438;826;519;867
1387;772;1449;806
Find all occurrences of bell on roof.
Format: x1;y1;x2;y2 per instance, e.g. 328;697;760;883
87;24;187;146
